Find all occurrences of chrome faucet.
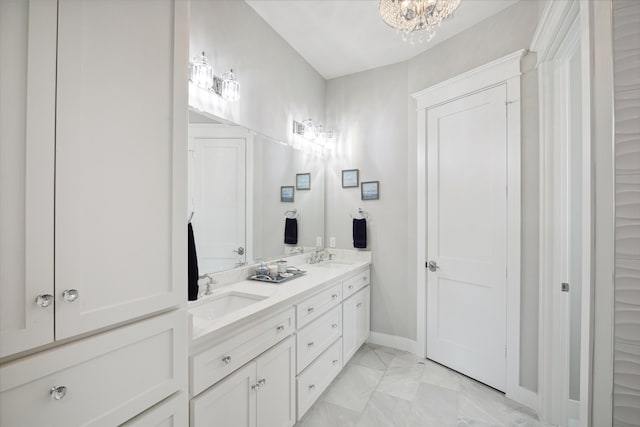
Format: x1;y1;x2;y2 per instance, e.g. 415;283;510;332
199;274;217;296
309;248;328;264
290;246;304;255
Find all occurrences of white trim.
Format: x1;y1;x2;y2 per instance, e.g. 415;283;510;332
414;50;527;409
367;332;418;355
411;49;524;109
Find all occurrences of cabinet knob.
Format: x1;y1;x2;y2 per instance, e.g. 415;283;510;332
331;293;338;300
332;323;338;329
307;307;314;314
308;384;316;390
357;302;363;308
258;378;266;386
276;325;285;332
62;289;79;302
50;386;67;400
222;355;232;364
307;341;314;347
362;277;366;282
332;359;339;365
348;285;354;290
35;294;54;308
251;383;260;391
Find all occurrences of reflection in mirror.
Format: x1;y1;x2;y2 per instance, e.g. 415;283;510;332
188;110;325;274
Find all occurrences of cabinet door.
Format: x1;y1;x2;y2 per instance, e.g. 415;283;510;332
190;362;257;427
256;337;295;427
342;294;358;364
54;0;188;339
0;0;57;358
355;286;371;348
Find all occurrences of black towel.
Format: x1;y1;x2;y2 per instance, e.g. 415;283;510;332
188;223;199;301
353;218;367;249
284;218;298;245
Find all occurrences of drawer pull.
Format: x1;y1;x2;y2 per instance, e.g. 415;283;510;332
35;294;53;308
332;323;338;329
307;307;314;314
333;359;339;365
62;289;79;302
251;383;260;391
222;355;232;364
258;378;266;386
276;325;285;332
308;384;316;390
331;293;338;300
307;341;315;347
348;285;354;290
362;277;366;281
50;386;67;400
357;302;363;308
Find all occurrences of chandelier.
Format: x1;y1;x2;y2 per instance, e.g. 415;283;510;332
379;0;461;44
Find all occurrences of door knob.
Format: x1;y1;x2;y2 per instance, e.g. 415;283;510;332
427;261;439;272
35;294;54;308
62;289;79;302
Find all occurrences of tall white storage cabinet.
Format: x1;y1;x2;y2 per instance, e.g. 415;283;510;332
0;0;189;424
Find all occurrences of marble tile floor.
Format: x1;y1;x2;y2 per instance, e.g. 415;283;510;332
295;343;552;427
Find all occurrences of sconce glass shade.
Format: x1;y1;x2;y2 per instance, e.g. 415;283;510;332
222;69;240;101
190;51;214;90
302;118;317;140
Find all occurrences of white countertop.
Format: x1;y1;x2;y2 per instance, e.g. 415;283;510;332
188;250;371;350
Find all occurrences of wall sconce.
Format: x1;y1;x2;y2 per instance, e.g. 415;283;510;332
292;118;334;145
189;52;240;101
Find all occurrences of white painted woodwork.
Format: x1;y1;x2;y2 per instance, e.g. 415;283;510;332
296;338;342;419
121;393;188;427
190;308;294;397
296;305;342;373
342;269;370;299
189;125;250;273
426;84;508;391
54;0;188;339
190;362;256;427
0;0;57;358
0;310;187;426
256;337;296;427
343;286;371;364
295;283;342;328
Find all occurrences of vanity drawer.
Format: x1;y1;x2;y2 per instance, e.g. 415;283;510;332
343;269;370;299
296;283;342;328
296;305;342;374
121;392;188;426
0;310;187;427
296;338;342;419
190;308;294;397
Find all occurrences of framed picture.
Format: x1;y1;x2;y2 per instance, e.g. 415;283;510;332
296;173;311;190
342;169;359;188
361;181;379;200
281;186;294;202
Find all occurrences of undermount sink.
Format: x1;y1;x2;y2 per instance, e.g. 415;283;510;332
190;291;267;322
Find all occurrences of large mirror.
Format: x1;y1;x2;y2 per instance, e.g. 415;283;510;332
188;110;325;273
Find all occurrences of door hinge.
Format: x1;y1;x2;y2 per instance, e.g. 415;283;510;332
561;282;570;292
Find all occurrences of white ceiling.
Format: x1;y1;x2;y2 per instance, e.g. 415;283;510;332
246;0;519;80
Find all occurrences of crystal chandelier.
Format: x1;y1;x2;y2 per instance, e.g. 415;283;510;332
379;0;461;44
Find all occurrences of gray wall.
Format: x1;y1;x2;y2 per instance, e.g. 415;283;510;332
190;0;325;144
325;0;541;392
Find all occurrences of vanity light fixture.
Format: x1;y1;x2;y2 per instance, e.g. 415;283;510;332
189;52;240;101
292;119;334;145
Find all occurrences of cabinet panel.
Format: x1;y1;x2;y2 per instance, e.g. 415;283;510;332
0;0;57;358
296;283;342;328
256;337;295;427
342;269;370;299
296;338;342;419
54;0;188;339
296;305;342;373
121;392;188;427
0;310;187;427
343;286;370;364
190;362;256;427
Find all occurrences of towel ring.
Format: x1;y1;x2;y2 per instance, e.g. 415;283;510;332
285;209;299;219
350;208;369;219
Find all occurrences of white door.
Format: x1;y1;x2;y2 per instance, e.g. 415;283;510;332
189;125;247;273
0;0;57;357
190;362;257;427
256;337;295;427
426;85;508;391
54;0;186;339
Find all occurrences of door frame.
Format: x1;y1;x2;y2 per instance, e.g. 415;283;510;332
412;50;532;409
530;1;595;425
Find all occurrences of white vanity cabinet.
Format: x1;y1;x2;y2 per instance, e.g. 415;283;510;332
342;286;371;364
0;0;188;357
191;336;296;427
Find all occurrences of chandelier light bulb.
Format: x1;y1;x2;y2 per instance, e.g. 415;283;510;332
379;0;460;43
189;51;214;90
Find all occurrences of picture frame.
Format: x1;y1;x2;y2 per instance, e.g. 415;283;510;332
296;173;311;190
281;186;294;202
342;169;359;188
361;181;379;200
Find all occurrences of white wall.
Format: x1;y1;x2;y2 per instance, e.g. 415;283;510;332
189;0;325;145
325;0;541;392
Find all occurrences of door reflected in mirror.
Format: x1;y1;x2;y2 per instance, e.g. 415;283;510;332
188;111;325;274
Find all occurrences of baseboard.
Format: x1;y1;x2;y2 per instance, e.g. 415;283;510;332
367;331;419;355
506;384;540;415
